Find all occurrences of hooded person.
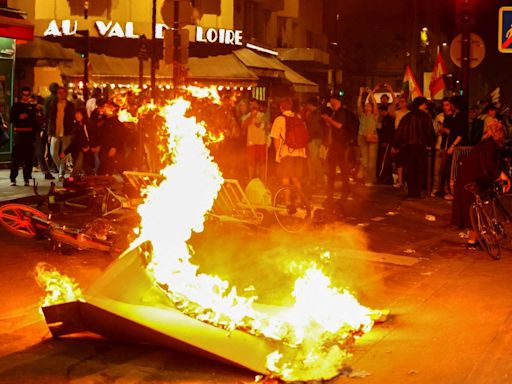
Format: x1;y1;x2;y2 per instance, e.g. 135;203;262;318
393;96;436;198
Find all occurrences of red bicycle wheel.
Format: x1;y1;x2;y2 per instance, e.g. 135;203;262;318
0;204;48;239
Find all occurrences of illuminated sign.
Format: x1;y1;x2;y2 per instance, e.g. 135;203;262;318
195;26;243;46
44;20;243;46
44;20;169;39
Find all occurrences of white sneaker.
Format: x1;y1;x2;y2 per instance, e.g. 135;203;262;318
393;182;403;188
444;193;454;201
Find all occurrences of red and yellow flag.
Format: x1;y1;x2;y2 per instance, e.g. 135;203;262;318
402;64;423;101
429;52;448;100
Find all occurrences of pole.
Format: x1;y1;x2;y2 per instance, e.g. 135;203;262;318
150;0;157;100
83;0;90;101
173;0;181;88
461;24;470;104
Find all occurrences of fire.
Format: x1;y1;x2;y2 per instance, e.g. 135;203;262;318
35;263;82;307
117;108;139;123
132;91;376;381
184;85;221;104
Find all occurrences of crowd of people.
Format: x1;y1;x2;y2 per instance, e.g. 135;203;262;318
6;82;512;231
7;83;139;186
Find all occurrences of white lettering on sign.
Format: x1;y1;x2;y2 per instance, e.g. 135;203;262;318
95;21;112;36
44;20;62;37
195;26;243;46
155;23;169;39
43;20;244;46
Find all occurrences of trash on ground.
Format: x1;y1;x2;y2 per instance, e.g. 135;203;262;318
425;214;436;222
357;223;370;227
371;216;385;222
459;232;469;239
403;248;416;254
386;211;399;216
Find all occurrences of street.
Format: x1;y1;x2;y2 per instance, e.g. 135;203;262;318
1;180;512;384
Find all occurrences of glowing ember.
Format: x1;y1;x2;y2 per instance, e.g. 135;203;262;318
35;263;82;307
131;91;376;381
184;85;221;104
118;109;139;123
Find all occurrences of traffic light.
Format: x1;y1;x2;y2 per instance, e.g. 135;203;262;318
456;0;476;25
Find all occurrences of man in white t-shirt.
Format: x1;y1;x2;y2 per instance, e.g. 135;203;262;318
242;99;268;181
270;97;307;196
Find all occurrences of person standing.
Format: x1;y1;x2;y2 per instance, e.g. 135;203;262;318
322;94;352;210
357;87;379;186
47;86;75;181
97;101;125;175
305;97;326;188
444;95;469;201
270;97;307;200
9;86;38;186
431;97;454;197
242;99;268;181
376;105;395;184
393;97;436;198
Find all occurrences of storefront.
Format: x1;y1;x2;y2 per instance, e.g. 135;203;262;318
0;5;33;164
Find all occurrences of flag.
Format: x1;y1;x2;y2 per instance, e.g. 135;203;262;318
402;65;423;102
429;52;447;100
490;87;501;108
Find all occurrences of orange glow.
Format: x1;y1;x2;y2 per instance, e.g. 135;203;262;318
130;89;375;381
35;263;82;308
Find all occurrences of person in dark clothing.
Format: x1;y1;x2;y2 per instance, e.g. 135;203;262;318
467;106;484;145
377;105;395;184
42;83;60;174
9;87;39;186
393;96;436;198
61;108;95;176
452;121;510;249
304;97;326;188
97;101;125;175
443;95;469;201
321;94;352;210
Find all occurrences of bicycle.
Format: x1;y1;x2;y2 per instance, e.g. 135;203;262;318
465;181;512;260
0;203;118;254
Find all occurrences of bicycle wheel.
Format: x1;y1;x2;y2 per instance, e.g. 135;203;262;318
0;204;48;239
470;203;501;260
495;194;512;250
273;185;312;233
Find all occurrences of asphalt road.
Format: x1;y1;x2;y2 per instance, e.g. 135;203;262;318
0;185;511;384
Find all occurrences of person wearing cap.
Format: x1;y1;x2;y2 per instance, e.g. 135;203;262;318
9;86;39;186
393;96;436;198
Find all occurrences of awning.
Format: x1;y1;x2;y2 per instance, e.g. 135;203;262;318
234;48;318;93
60;51;258;86
16;37;75;60
0;14;34;41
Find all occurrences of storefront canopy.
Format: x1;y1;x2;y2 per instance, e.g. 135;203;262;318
233;48;318;93
0;13;34;41
60;51;258;86
16;37;74;60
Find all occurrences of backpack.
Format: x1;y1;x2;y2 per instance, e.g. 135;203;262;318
283;115;309;149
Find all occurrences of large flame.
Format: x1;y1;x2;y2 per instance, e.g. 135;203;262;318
132;90;375;381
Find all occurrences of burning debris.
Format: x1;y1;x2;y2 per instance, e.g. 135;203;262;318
35;263;83;307
36;88;378;382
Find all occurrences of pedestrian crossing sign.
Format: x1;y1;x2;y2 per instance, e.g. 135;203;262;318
499;6;512;53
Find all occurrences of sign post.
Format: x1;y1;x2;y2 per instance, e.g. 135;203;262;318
498;7;512;53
